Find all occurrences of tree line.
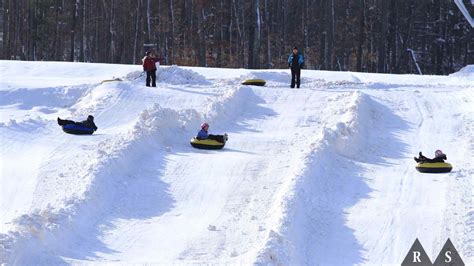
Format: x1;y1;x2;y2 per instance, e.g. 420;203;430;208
1;0;473;75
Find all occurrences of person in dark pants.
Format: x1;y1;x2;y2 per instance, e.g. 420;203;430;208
57;115;98;131
288;46;304;88
142;51;159;87
196;122;228;143
414;150;447;163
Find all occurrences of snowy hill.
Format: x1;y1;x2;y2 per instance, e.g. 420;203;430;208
0;61;472;265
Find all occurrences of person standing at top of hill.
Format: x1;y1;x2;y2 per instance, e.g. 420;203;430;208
142;51;159;87
288;46;304;88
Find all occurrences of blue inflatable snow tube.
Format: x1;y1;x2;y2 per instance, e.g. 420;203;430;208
62;124;95;135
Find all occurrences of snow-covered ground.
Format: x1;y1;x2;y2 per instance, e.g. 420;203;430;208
0;60;472;265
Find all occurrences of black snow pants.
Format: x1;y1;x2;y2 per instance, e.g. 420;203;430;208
57;118;75;126
291;67;301;88
208;134;226;143
146;70;157;87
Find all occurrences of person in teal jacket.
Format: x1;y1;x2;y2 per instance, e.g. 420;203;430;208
288;46;304;88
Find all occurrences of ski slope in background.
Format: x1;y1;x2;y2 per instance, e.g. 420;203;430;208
0;61;472;265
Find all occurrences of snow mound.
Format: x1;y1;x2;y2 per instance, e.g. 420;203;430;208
131;103;199;141
256;92;376;265
0;104;198;265
449;65;474;81
158;65;210;85
244;71;290;85
203;86;254;123
0;60;138;88
326;92;374;159
0;86;88;112
71;82;124;116
0;117;49;132
124;71;144;80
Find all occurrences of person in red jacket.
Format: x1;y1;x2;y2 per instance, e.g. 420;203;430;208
142;51;159;87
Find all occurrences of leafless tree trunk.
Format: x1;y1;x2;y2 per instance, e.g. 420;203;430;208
133;1;140;64
169;0;175;62
146;0;151;42
69;0;78;61
356;0;365;72
377;0;388;72
265;0;271;68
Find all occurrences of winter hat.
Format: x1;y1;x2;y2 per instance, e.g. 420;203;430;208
435;149;444;158
145;51;151;56
87;115;94;121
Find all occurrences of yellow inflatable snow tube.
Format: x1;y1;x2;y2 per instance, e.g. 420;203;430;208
416;162;452;173
190;137;225;150
241;79;266;86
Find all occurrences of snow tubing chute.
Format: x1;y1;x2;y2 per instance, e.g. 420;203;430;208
241;79;266;86
416;162;452;173
190;137;225;150
62;124;95;135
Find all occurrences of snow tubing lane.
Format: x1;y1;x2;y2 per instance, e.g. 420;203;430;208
416;162;453;173
62;124;95;135
190;138;225;150
241;79;266;86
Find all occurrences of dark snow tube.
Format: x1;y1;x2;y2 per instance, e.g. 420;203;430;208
241;79;266;86
62;124;95;135
416;162;452;173
190;138;225;150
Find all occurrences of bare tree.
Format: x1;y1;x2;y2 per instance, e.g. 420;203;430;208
1;0;471;74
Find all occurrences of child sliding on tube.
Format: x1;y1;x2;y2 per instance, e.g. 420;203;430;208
57;115;98;132
196;122;228;143
414;150;447;163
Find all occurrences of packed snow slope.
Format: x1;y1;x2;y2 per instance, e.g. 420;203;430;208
0;60;472;265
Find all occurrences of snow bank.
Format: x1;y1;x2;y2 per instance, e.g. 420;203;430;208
0;60;139;88
0;83;252;264
0;117;49;132
71;82;124;117
326;92;374;158
449;65;474;81
203;85;254;124
256;92;376;264
158;65;210;85
0;86;88;112
0;104;198;264
243;71;291;85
